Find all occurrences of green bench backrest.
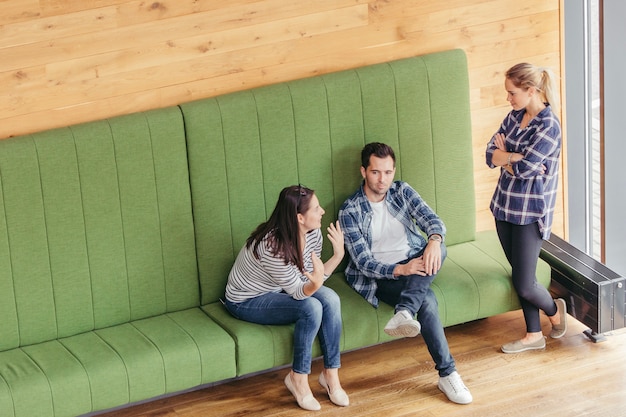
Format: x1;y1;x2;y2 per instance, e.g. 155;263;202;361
0;108;199;351
182;49;475;306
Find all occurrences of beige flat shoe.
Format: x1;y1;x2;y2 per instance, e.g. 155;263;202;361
284;373;320;411
319;372;349;407
501;337;546;354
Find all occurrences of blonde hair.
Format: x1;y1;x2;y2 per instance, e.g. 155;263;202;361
506;63;560;112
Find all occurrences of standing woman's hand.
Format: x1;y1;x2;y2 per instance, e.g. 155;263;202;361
494;133;507;151
494;132;516;174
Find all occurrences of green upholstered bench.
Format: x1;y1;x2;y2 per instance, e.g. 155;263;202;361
0;110;236;417
0;49;550;417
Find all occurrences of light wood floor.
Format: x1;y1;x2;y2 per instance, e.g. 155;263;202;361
95;310;626;417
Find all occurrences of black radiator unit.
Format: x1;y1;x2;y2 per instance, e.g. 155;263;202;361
540;234;626;342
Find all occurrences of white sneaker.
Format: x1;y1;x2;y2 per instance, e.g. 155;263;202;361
384;310;421;338
438;371;473;404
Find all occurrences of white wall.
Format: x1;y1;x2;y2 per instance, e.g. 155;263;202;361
603;0;626;277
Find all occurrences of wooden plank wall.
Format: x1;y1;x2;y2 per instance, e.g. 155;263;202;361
1;0;564;236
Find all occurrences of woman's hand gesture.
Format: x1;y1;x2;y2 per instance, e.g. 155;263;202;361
327;221;345;259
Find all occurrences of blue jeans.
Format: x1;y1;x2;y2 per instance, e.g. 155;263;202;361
224;285;342;374
376;244;456;377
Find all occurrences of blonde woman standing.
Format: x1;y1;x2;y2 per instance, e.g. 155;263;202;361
485;63;568;353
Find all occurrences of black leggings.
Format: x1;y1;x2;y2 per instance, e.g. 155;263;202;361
496;220;557;333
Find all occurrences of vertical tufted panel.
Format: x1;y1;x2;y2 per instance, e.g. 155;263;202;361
317;69;367;256
104;111;199;321
289;75;344;262
418;51;475;243
253;83;300;206
181;98;234;305
0;136;70;348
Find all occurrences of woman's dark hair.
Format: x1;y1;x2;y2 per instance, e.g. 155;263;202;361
246;185;314;272
361;142;396;168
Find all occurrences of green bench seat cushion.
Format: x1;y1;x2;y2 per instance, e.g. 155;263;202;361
436;230;551;326
0;308;236;417
202;276;388;377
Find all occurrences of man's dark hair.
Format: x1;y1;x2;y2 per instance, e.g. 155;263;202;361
361;142;396;168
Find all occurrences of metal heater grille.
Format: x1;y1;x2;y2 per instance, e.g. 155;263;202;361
540;234;625;342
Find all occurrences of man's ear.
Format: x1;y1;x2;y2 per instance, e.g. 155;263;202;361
360;166;366;179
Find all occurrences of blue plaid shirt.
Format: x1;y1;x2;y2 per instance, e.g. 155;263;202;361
338;181;445;307
486;105;561;239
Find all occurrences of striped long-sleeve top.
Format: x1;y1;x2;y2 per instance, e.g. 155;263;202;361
485;105;561;239
225;228;323;303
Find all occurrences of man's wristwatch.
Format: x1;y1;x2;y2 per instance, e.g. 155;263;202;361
428;234;442;242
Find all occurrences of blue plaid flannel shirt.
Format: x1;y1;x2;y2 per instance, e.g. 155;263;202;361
338;181;445;307
485;105;561;239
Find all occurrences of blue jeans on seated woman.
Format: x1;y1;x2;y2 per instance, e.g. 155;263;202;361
375;244;457;377
224;285;342;375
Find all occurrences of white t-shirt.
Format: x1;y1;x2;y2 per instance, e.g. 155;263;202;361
370;200;410;264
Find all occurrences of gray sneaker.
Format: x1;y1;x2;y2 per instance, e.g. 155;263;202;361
384;310;421;338
438;371;473;404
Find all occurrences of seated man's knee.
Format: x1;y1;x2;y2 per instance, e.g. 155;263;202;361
419;291;440;316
